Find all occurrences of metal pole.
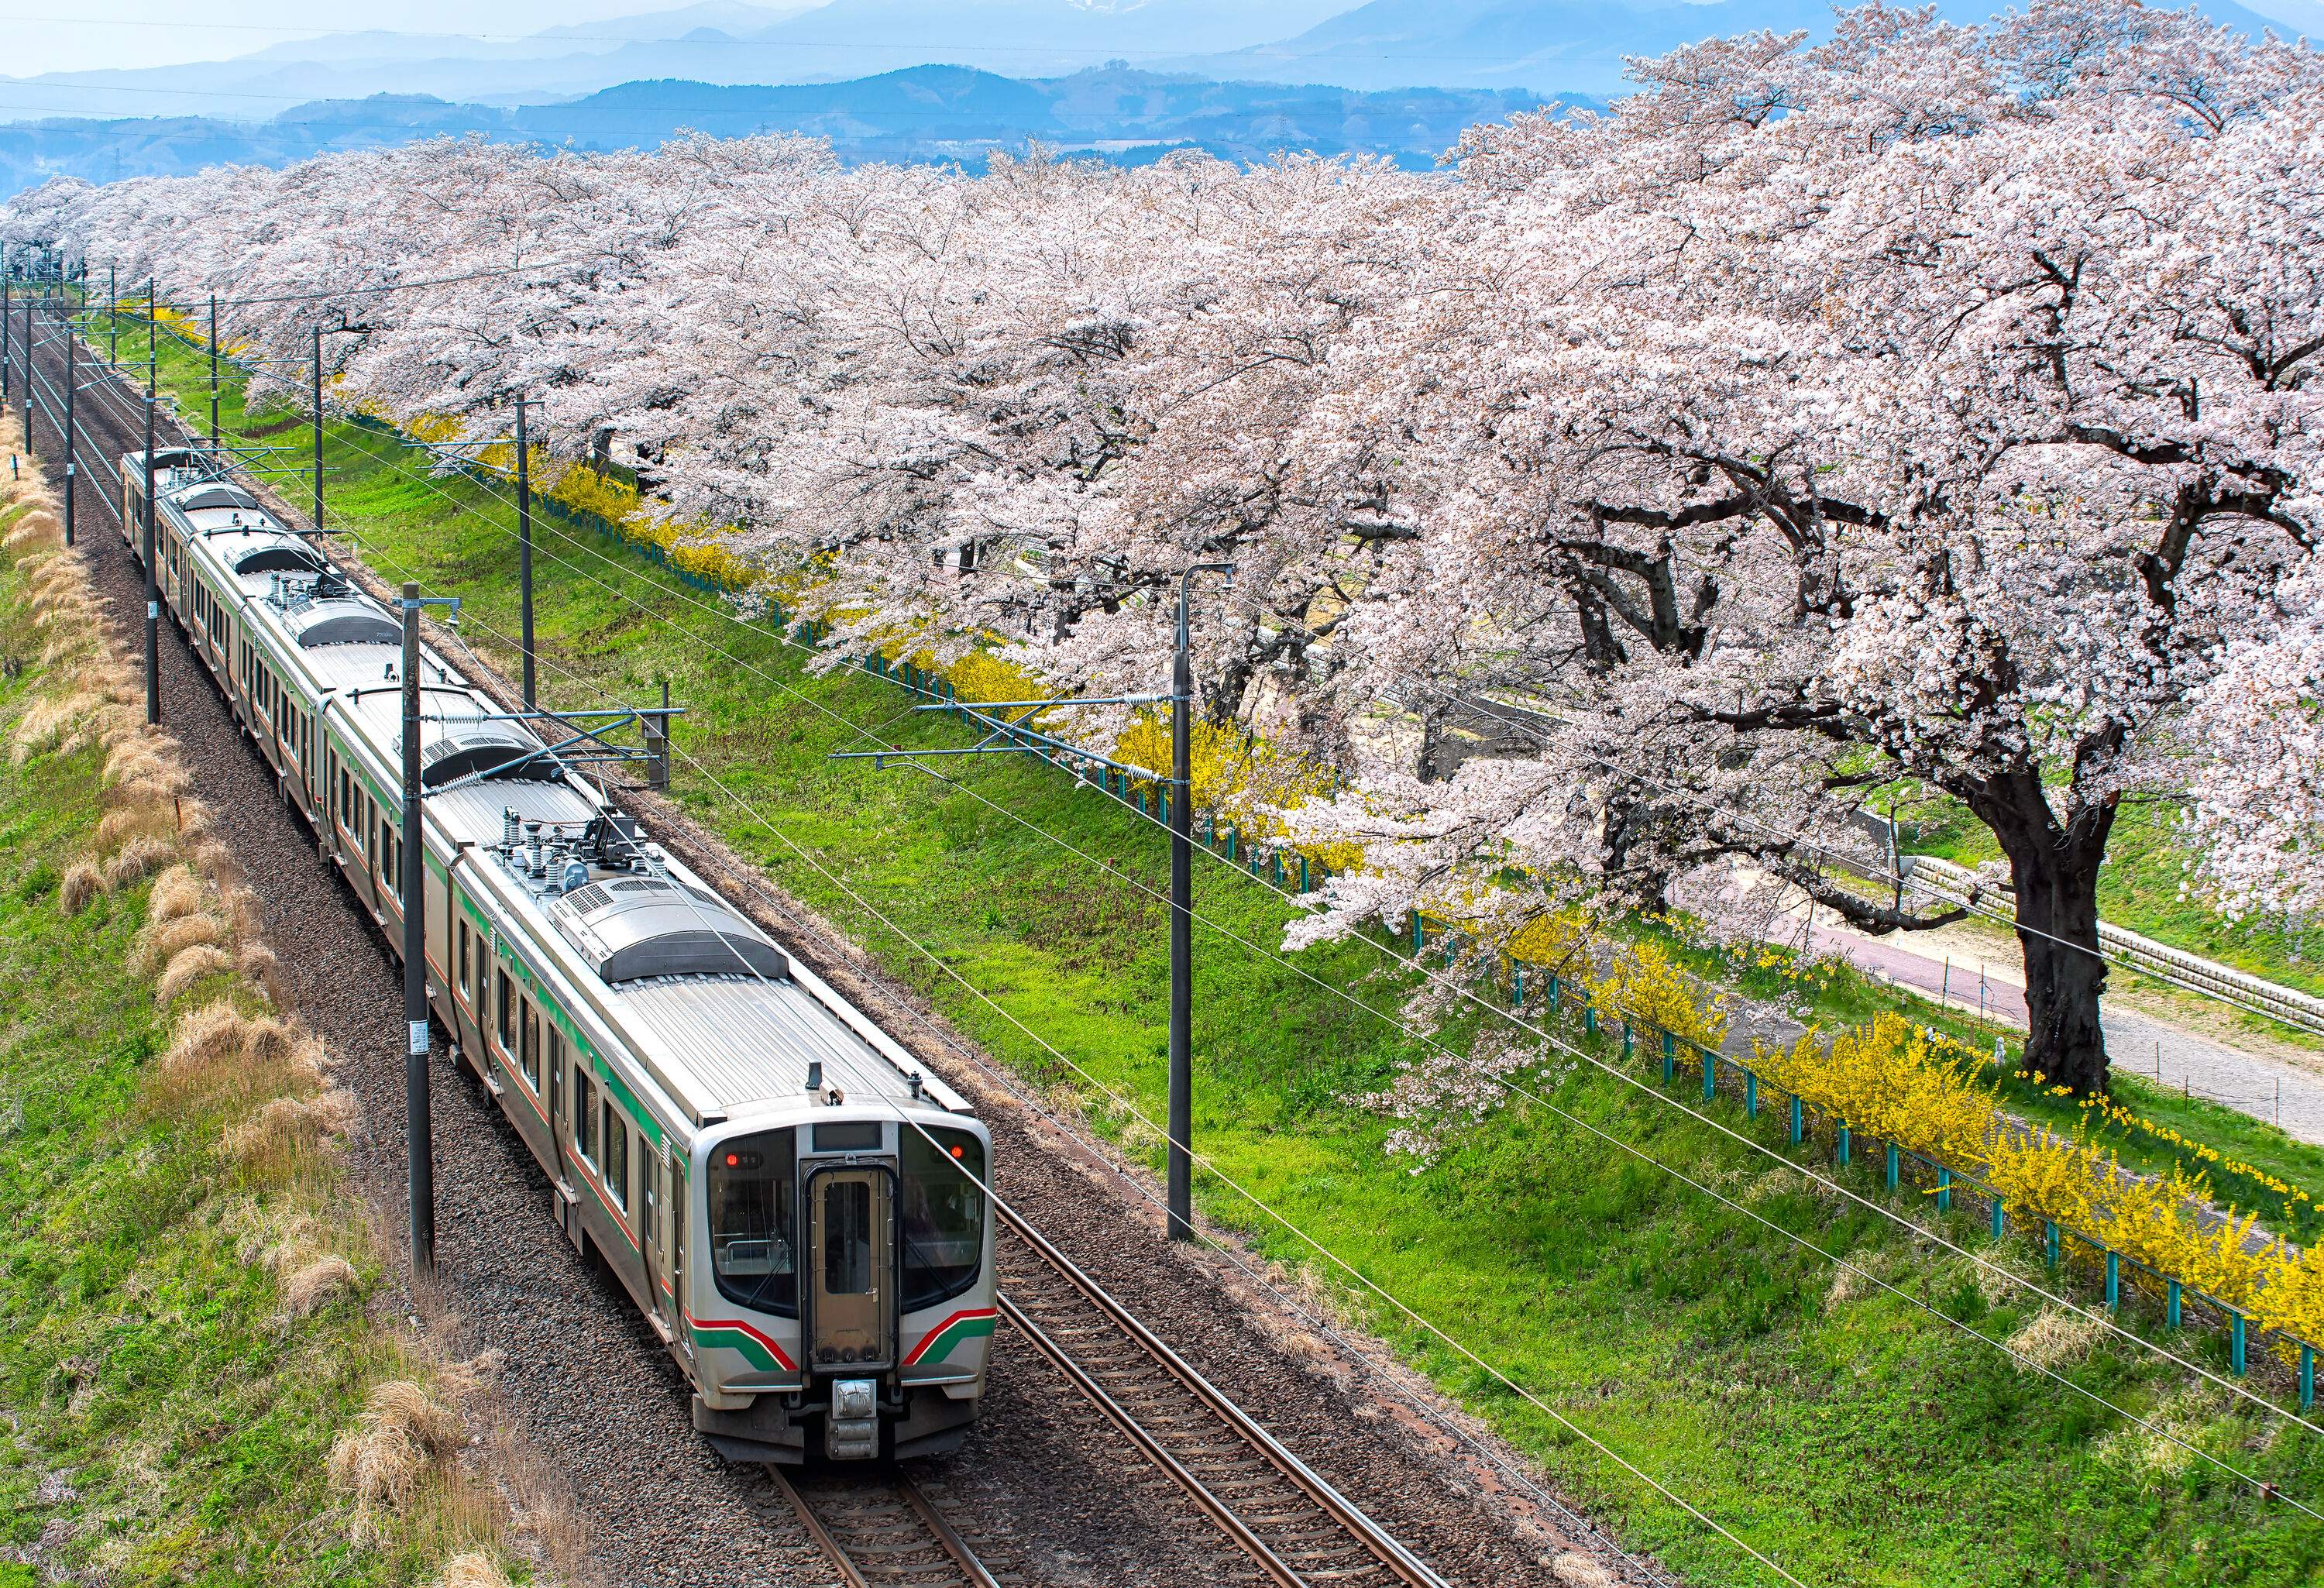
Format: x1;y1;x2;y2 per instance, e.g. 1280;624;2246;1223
1165;559;1232;1242
143;395;159;725
3;273;11;414
19;290;30;462
401;582;437;1277
146;276;155;375
108;263;116;366
1168;585;1194;1242
63;327;74;547
208;293;219;451
515;393;535;707
311;325;324;535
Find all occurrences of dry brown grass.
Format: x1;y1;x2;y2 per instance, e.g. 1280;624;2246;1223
139;911;229;971
58;861;107;916
427;1552;515;1588
105;835;177;889
283;1255;361;1319
1549;1554;1618;1587
96;799;177;854
328;1380;466;1541
146;865;208;927
156;943;234;1007
224;1090;357;1174
2007;1307;2106;1371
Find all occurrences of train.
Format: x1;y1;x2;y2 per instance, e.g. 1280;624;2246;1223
119;445;995;1464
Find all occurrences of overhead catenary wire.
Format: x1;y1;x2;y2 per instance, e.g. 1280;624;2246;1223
297;486;1738;1588
36;328;1772;1583
72;296;2324;1486
284;390;2324;1452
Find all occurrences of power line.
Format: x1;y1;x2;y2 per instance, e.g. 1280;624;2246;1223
283;459;1750;1588
290;390;2324;1449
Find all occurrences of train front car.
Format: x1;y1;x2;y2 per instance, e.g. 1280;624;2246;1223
687;1071;995;1464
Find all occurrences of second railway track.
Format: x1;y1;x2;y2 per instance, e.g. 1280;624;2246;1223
995;1206;1449;1588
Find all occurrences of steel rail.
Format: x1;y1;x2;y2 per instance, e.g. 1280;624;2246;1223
995;1204;1450;1588
765;1465;1002;1588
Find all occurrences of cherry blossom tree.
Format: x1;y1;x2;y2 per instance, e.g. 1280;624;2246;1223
12;0;2319;1097
1278;0;2324;1094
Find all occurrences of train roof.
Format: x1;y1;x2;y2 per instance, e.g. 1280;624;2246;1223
139;453;966;1133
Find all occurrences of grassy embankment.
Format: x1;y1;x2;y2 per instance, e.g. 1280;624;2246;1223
105;316;2324;1586
0;411;548;1586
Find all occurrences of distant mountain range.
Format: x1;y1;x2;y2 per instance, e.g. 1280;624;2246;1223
3;0;2315;199
0;66;1570;197
9;0;2315;129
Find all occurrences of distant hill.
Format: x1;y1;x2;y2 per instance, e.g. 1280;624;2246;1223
0;65;1571;197
1164;0;2307;92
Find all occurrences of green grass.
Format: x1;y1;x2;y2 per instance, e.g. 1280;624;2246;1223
0;529;412;1585
98;315;2324;1586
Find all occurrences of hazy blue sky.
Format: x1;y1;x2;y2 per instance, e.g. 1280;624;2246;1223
7;0;2319;81
6;0;770;77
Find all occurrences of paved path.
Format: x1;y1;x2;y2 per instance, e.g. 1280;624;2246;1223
1783;909;2324;1146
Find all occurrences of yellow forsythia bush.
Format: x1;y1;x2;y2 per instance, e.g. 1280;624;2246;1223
1593;940;1729;1053
1753;1013;2324;1350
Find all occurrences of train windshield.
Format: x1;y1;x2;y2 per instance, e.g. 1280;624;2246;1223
901;1126;985;1312
708;1126;799;1318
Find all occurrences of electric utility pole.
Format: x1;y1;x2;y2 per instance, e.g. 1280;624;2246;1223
312;325;325;537
107;263;116;366
515;392;535;707
401;582;436;1276
1167;561;1233;1241
63;325;74;547
143;392;159;725
208;293;220;453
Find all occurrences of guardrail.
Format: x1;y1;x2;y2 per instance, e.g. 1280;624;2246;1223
1899;853;2324;1038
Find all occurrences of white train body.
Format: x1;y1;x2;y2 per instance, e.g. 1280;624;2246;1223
123;450;993;1463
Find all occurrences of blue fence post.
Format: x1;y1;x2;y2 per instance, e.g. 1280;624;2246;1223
1991;1195;2006;1241
1224;828;1236;861
2304;1346;2315;1411
1884;1142;1899;1191
2045;1221;2061;1270
1273;853;1284;888
2167;1279;2181;1328
1298;855;1311;892
1789;1094;1803;1146
1511;964;1525;1009
1703;1048;1717;1102
1548;974;1562;1016
2231;1313;2247;1375
2105;1252;2119;1311
1837;1124;1851;1167
1937;1167;1951;1212
1661;1030;1676;1084
1744;1070;1757;1119
1622;1022;1634;1062
1583;998;1597;1037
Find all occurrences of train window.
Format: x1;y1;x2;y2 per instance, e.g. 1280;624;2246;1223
455;920;470;1003
576;1072;600;1166
901;1127;986;1312
603;1104;627;1208
521;1002;541;1091
548;1030;566;1093
822;1180;875;1295
495;967;514;1053
708;1127;798;1317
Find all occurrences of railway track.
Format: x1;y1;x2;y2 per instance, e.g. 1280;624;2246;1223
770;1467;1009;1588
995;1206;1450;1588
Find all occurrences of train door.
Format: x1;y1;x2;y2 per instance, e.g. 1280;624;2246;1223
803;1165;895;1373
641;1136;680;1342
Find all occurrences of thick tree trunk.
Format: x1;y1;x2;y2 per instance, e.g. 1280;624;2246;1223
1965;772;2116;1095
